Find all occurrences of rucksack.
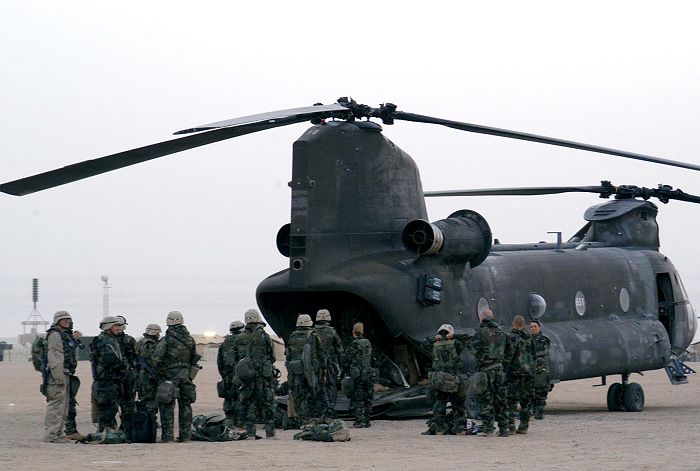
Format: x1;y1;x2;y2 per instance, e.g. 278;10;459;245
293;419;351;442
131;402;157;443
191;412;246;441
31;334;48;372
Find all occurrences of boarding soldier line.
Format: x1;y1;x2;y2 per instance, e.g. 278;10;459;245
34;307;550;443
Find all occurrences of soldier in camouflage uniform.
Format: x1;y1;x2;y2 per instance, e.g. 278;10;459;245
91;316;128;432
43;311;81;443
151;311;198;442
285;314;315;426
233;308;277;438
424;324;466;435
505;315;535;434
114;315;137;440
217;320;244;427
342;322;375;428
530;319;552;419
307;308;343;418
63;319;83;440
136;323;161;415
468;309;511;437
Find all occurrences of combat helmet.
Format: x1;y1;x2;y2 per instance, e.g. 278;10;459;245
296;314;313;328
229;320;244;332
100;316;122;331
145;323;162;336
166;311;184;326
316;309;331;322
244;308;262;324
53;310;72;324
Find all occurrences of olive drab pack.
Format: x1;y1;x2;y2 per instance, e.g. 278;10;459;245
432;339;462;374
293;418;351;442
31;335;47;372
286;329;311;375
429;371;460;393
191;412;246;442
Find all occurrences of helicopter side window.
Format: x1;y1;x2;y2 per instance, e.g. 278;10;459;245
575;291;586;316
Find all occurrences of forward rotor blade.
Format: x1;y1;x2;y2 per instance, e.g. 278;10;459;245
394;111;700;172
0;103;353;196
174;103;349;134
0;117;302;196
425;186;605;197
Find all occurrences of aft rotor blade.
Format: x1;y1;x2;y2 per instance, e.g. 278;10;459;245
0;108;341;196
425;186;605;197
174;103;349;134
394;111;700;172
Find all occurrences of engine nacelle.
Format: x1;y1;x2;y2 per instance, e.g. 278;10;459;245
402;209;492;267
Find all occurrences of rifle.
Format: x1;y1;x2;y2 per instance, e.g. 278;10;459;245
39;355;48;396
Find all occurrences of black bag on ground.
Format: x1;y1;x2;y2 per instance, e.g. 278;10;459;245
131;402;157;443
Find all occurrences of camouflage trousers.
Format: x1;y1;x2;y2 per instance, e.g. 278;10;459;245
160;380;196;441
118;374;137;439
137;374;160;414
94;380;121;431
64;375;79;434
240;376;276;436
533;384;551;417
287;372;314;423
478;366;508;433
430;391;466;434
44;376;68;442
507;374;534;429
348;379;373;426
222;377;241;426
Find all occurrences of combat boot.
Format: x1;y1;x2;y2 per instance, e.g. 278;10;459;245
516;427;528;434
65;432;85;441
161;434;174;442
498;429;510;437
508;423;516;434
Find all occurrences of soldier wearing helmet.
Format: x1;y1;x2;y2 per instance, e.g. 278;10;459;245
217;320;245;427
285;314;315;427
306;308;343;418
342;322;377;428
150;311;198;442
43;311;81;442
423;323;467;436
90;315;128;433
232;308;277;438
114;315;138;440
505;315;535;434
136;324;162;416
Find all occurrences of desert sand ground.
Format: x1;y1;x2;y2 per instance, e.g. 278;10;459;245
1;360;698;471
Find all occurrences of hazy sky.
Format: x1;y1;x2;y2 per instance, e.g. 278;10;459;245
1;1;698;342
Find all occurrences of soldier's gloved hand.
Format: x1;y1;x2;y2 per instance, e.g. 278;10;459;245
72;330;82;340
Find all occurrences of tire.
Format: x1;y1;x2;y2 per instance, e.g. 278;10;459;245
622;382;644;412
606;382;624;411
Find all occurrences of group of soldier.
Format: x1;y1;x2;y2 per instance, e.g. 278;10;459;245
425;309;551;437
39;305;549;444
217;308;375;433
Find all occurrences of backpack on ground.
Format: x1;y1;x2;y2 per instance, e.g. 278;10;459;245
131;401;157;443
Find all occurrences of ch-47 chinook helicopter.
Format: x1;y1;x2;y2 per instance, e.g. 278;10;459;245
1;98;697;417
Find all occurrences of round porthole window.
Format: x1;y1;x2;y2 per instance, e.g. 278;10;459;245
575;291;586;316
528;293;547;319
619;288;630;313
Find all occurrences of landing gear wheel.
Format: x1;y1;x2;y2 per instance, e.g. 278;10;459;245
622;382;644;412
606;382;624;411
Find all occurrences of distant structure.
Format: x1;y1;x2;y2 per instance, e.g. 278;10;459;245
18;278;49;347
101;275;111;316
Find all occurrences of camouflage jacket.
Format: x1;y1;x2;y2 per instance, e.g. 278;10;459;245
135;334;159;377
285;327;312;363
432;338;464;375
217;331;241;378
151;325;196;381
233;324;275;368
308;324;343;371
91;331;127;381
506;328;534;377
116;332;138;369
468;319;510;371
532;332;551;372
343;336;373;376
